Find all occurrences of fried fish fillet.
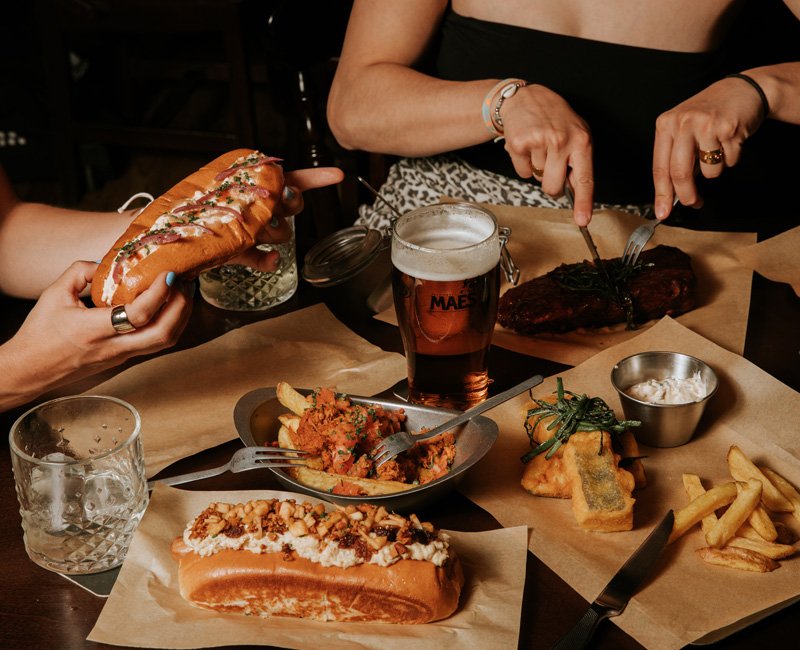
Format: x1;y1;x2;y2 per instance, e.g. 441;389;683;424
520;397;640;532
562;431;636;532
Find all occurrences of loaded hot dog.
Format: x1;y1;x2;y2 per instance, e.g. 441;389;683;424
91;149;284;307
171;498;464;623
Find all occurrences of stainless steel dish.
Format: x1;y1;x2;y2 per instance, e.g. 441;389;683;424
611;351;718;447
233;387;499;512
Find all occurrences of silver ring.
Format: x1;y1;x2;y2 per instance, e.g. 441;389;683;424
110;305;136;334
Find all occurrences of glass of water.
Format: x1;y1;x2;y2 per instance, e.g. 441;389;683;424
198;214;298;311
9;395;148;575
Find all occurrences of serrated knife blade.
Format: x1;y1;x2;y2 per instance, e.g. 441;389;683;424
553;509;675;650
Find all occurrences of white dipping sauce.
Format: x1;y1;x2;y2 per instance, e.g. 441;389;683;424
626;371;708;405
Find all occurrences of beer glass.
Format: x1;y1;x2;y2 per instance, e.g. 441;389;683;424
392;203;501;409
10;395;148;574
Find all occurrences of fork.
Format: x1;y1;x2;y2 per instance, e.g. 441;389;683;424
371;374;544;467
148;446;307;488
621;219;660;266
621;195;683;266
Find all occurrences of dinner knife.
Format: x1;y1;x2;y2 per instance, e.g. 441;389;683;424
553;509;675;650
563;181;614;287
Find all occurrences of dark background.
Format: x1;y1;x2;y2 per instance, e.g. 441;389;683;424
0;0;798;240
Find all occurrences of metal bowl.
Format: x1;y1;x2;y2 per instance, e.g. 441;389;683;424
233;387;498;512
611;351;718;447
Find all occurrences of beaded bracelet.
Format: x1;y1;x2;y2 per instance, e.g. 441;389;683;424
725;73;771;119
482;78;527;138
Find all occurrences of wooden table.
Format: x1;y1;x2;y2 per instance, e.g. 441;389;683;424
1;250;798;650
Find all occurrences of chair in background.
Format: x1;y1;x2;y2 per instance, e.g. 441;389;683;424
31;0;387;248
34;0;269;204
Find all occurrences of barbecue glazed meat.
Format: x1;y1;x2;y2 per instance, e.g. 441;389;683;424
498;245;696;334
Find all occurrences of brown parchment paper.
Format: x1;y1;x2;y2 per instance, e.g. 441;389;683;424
736;225;800;297
88;486;527;649
377;205;756;366
86;304;406;478
457;316;800;649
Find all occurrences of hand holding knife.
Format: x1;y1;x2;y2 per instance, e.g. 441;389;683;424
563;181;613;287
553;509;675;650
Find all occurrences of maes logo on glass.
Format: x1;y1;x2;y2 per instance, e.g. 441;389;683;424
428;279;480;311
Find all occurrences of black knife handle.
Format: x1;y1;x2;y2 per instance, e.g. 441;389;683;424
552;603;611;650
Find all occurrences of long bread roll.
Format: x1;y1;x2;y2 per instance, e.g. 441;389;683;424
171;498;464;623
92;149;284;307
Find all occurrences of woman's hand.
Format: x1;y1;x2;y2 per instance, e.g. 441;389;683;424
500;84;595;226
652;77;765;220
0;261;193;411
227;166;345;272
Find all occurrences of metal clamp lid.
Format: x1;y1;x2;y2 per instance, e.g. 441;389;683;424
498;226;520;285
301;225;390;287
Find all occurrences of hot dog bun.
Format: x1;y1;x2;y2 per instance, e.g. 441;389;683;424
172;499;464;623
92;149;284;307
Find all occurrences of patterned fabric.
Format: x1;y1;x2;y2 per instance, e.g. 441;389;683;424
357;155;650;230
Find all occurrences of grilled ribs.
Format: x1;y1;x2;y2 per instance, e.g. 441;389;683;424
497;245;696;334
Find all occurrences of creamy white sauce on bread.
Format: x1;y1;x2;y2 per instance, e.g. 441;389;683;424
183;525;450;568
182;499;452;569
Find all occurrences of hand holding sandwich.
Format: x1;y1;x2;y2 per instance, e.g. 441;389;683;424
227;166;344;273
0;158;343;412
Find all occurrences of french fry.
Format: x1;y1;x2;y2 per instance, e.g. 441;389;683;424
730;480;778;541
706;479;762;548
746;503;779;542
696;546;779;572
291;466;411;495
278;414;300;433
774;521;799;545
736;522;762;541
682;474;718;537
276;381;312;416
760;466;800;523
277;424;323;470
727;446;794;512
727;536;796;560
669;482;738;544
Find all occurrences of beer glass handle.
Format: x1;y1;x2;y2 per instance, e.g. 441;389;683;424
498;226;520;285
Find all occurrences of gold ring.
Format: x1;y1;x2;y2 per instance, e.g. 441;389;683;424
110;305;136;334
532;166;544;177
698;148;724;165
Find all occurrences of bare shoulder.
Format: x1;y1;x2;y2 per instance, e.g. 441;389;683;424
342;0;448;63
783;0;800;19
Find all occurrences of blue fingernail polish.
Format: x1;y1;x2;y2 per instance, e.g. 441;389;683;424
94;259;102;264
166;271;176;287
282;186;296;201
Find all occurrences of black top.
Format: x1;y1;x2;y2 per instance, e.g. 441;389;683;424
436;11;724;205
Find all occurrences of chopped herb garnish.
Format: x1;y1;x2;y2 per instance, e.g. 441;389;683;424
553;259;653;329
521;378;640;463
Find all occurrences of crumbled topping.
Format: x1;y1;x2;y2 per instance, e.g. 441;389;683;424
183;499;449;568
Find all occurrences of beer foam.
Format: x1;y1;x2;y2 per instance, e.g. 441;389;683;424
392;206;499;281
